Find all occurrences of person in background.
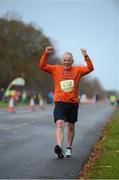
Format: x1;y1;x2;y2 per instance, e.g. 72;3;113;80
109;95;116;106
39;46;94;158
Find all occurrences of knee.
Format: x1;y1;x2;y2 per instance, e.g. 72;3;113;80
68;125;75;132
56;125;64;130
56;120;64;130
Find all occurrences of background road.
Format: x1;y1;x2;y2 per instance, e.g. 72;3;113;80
0;103;115;179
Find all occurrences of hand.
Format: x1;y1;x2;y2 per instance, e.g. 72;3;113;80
80;48;87;57
45;46;53;54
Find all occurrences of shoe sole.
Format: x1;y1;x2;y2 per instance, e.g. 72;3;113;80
54;145;64;159
66;155;72;158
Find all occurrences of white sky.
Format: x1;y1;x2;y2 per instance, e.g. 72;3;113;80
0;0;119;91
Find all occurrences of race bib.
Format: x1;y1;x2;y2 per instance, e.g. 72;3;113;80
60;80;74;92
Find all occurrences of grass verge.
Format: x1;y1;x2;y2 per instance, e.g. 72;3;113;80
0;101;29;108
79;108;119;179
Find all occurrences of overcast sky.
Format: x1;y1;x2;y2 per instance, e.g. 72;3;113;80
0;0;119;91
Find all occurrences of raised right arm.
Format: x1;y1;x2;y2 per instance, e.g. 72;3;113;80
38;47;54;73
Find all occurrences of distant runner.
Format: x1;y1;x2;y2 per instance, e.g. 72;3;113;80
39;47;94;158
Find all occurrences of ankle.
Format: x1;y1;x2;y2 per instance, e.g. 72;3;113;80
67;147;72;150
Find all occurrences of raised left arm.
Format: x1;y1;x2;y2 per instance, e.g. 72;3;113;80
79;48;94;75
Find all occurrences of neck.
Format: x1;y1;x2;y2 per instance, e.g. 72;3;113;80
64;66;72;70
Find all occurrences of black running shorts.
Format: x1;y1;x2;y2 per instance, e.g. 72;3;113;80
53;102;79;123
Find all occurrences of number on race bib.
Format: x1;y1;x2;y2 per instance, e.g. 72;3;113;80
60;80;74;92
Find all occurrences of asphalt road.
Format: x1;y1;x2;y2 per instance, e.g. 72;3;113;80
0;103;115;179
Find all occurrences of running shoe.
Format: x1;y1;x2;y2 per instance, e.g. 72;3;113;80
65;147;72;157
54;145;64;159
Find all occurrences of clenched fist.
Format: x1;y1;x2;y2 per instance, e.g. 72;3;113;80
45;46;54;54
80;48;87;57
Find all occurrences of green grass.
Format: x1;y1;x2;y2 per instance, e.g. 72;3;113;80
80;108;119;179
0;101;8;108
0;101;29;108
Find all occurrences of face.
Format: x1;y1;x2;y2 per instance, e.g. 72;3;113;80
63;53;74;70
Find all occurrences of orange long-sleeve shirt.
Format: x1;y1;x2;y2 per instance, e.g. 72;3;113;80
39;52;94;103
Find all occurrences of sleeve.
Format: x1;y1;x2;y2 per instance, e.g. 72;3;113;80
79;55;94;76
38;52;55;74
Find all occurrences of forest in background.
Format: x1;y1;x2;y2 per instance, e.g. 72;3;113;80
0;13;116;99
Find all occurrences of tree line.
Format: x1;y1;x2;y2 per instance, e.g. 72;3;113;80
0;14;106;99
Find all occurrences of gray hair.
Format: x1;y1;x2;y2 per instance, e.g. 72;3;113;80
63;52;74;61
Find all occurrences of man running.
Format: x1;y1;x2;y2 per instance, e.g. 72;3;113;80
39;47;94;158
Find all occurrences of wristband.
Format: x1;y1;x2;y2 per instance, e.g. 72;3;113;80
84;55;88;58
